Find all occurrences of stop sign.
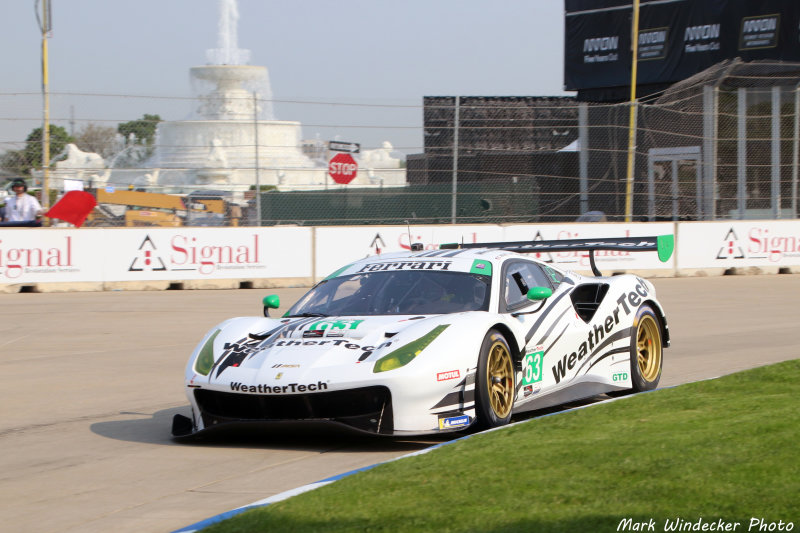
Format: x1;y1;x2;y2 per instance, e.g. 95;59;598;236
328;153;358;185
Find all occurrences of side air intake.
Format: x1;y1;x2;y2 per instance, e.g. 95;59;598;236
570;284;609;322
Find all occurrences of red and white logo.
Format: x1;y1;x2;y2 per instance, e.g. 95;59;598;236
716;228;746;260
128;235;168;272
437;370;461;381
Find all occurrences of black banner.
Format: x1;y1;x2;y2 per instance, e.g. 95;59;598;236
564;0;800;92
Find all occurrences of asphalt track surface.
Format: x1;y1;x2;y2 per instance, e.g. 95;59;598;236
2;275;799;532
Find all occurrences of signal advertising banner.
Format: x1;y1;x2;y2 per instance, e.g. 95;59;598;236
0;229;103;283
4;221;799;289
676;220;800;270
0;227;312;285
101;227;311;281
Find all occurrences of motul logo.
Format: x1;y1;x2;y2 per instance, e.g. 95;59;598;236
437;370;460;381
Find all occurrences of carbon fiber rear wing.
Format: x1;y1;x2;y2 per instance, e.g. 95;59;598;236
440;235;674;277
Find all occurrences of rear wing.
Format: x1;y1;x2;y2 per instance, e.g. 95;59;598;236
440;235;674;277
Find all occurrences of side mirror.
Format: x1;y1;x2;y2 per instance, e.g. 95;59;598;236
263;294;280;317
526;287;553;301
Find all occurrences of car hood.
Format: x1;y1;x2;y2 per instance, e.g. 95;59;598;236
194;314;450;387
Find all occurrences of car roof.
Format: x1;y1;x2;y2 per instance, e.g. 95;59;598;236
326;248;548;280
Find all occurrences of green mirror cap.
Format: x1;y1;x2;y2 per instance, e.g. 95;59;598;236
527;287;553;301
657;235;675;263
263;294;280;309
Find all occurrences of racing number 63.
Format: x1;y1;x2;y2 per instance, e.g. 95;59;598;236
523;351;543;385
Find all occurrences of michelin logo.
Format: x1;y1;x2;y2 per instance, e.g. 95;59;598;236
438;415;470;430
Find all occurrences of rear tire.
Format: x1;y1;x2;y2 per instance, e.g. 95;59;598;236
630;304;663;392
475;329;515;428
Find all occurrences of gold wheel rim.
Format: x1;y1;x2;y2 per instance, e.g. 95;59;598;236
636;315;662;382
486;341;514;419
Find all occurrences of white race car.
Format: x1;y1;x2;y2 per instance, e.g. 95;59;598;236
173;236;673;437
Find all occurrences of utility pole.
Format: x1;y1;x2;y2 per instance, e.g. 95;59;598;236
37;0;52;212
624;0;640;222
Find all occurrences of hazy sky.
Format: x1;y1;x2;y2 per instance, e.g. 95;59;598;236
0;0;570;155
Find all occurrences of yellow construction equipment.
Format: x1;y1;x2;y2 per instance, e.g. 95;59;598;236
86;188;241;227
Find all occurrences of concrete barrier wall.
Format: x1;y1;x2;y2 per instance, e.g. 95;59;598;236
1;220;798;293
0;226;313;293
675;220;800;276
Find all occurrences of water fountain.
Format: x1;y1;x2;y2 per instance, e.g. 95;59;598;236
47;0;406;193
154;0;322;189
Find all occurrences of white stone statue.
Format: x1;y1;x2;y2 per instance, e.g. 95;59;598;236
54;143;106;170
205;138;229;168
359;141;402;169
133;169;159;188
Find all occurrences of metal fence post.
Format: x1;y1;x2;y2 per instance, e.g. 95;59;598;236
579;103;589;215
647;150;654;221
794;85;800;218
451;96;460;224
737;87;747;219
702;86;716;220
771;86;781;219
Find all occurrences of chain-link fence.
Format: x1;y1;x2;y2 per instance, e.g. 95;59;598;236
2;58;799;227
638;58;800;221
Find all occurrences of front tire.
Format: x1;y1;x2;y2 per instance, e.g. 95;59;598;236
475;329;515;428
630;305;663;392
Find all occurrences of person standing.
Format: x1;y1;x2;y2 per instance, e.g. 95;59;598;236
2;179;43;225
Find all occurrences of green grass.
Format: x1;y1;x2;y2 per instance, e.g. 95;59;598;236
204;361;800;532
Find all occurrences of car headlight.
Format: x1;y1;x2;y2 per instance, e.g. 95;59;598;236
194;329;221;376
373;324;450;373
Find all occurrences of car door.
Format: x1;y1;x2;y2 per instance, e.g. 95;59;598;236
499;259;587;404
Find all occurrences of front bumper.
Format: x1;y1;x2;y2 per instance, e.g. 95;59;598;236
173;385;394;437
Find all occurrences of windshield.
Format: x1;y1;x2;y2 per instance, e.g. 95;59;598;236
287;270;491;316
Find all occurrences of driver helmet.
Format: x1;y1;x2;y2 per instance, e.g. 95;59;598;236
11;178;27;192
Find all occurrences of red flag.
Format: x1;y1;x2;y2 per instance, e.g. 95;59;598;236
46;191;98;228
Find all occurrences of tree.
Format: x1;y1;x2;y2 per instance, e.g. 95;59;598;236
20;125;74;173
117;114;161;146
74;123;118;159
0;149;29;178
